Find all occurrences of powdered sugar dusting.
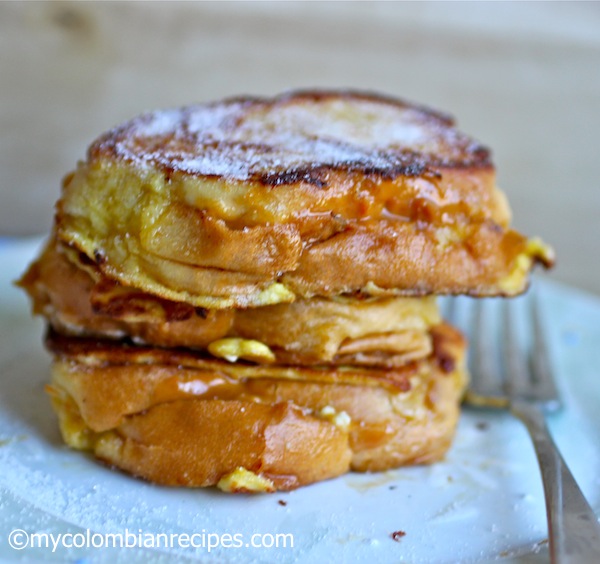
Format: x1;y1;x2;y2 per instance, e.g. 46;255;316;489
90;91;490;185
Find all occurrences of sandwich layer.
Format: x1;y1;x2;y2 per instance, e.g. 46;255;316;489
21;239;442;368
55;91;553;308
46;324;467;491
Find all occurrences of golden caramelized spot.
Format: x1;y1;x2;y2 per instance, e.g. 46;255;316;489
217;467;276;493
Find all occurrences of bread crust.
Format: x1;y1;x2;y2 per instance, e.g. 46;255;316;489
54;90;553;308
89;90;494;186
47;325;467;490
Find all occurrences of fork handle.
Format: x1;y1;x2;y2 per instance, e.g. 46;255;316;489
512;400;600;564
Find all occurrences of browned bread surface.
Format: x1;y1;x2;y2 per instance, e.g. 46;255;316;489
55;90;553;307
47;324;467;490
89;90;493;185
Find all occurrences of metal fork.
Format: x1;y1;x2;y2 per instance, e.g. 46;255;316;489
447;292;600;563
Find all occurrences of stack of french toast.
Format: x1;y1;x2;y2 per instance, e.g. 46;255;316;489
19;91;552;492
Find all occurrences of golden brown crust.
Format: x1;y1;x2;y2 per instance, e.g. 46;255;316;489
281;219;543;298
47;325;467;490
89;90;493;186
56;199;550;307
99;400;352;490
54;90;552;307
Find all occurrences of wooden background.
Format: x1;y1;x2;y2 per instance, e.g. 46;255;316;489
1;1;599;294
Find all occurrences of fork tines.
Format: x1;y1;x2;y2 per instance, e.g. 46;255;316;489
444;289;561;412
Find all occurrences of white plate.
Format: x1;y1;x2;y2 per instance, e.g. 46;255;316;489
1;238;599;563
